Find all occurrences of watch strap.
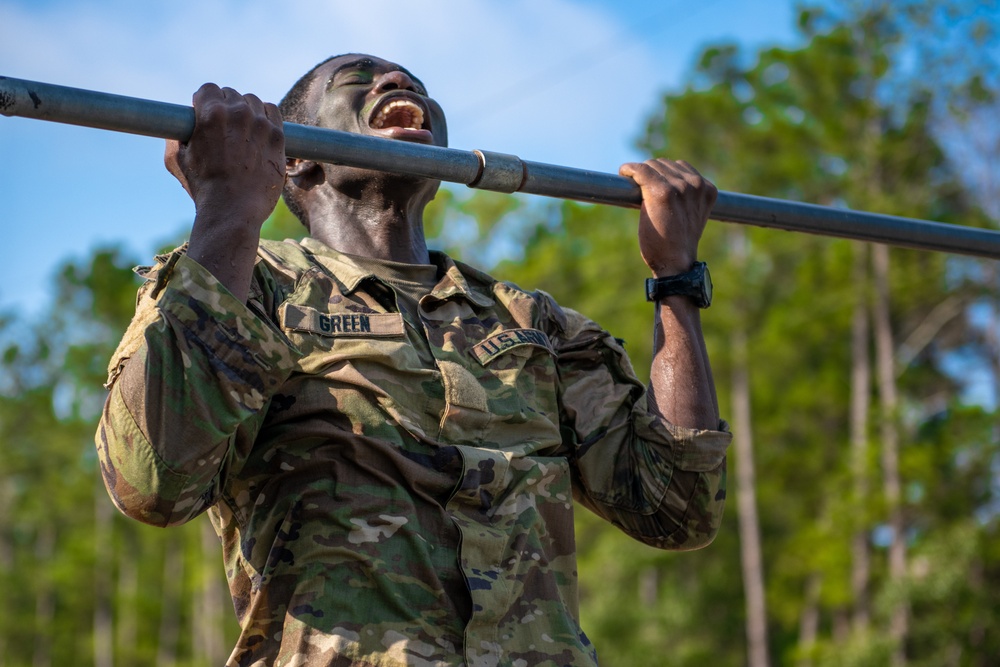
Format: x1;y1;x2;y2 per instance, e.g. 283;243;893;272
645;261;711;308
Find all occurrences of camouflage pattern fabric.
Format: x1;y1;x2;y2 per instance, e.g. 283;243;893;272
96;237;731;667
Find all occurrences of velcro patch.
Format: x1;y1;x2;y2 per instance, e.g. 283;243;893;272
470;328;552;365
280;304;404;337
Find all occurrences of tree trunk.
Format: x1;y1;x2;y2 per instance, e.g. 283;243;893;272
116;537;138;666
93;487;114;667
796;574;822;667
0;484;13;667
638;566;659;608
32;523;56;667
194;518;227;666
850;242;872;633
986;263;1000;408
731;228;771;667
872;243;908;665
156;536;184;667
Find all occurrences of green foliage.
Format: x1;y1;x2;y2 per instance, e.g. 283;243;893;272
261;198;308;242
502;2;1000;665
426;186;534;270
0;248;237;666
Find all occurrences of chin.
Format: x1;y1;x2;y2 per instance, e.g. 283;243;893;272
329;164;439;199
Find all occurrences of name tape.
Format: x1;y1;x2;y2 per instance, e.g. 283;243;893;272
281;304;405;338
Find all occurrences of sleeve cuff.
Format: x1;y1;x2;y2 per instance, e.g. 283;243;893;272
664;419;732;472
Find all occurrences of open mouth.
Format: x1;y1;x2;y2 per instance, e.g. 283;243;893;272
369;96;429;137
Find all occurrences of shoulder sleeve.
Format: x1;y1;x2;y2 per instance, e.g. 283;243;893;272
96;248;300;527
537;291;731;550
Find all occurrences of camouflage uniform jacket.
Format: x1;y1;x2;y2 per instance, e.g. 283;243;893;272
96;237;731;667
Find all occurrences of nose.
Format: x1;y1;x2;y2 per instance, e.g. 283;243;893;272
375;70;419;94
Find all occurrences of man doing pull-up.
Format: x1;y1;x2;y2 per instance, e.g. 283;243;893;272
97;54;730;667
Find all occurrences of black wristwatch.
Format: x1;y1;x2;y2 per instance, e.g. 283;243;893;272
645;261;712;308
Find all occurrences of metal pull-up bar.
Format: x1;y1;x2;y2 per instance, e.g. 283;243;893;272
3;75;999;260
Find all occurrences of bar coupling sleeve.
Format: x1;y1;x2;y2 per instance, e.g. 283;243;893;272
469;149;526;193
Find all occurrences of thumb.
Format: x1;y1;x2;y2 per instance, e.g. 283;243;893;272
163;139;193;199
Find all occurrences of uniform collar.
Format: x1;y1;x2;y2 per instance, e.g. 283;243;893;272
425;251;495;308
300;238;495;308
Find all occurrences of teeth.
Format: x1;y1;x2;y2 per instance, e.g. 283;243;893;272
371;99;425;130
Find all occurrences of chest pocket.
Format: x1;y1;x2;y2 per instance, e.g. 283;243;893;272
276;268;404;368
451;327;561;453
273;269;441;442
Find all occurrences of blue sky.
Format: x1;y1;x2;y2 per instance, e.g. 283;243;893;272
0;0;804;317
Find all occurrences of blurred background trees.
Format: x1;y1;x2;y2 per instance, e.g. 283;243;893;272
1;2;998;665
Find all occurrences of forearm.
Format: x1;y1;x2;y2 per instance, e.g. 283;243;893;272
648;295;720;430
186;207;264;304
573;158;727;548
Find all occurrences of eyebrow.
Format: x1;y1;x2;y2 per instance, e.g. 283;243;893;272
327;58;427;91
330;57;376;78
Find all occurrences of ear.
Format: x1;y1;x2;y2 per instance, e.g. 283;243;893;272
286;158;325;190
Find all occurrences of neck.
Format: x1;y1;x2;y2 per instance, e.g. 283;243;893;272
305;172;434;265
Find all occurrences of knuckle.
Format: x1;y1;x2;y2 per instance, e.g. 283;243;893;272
269;124;285;145
264;102;283;120
647;181;671;201
253;112;282;141
200;99;228;125
193;82;221;101
251;111;270;129
633;163;658;182
228;98;251;117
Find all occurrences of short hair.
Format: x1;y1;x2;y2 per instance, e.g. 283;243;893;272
279;54;353;225
279;54;351;125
